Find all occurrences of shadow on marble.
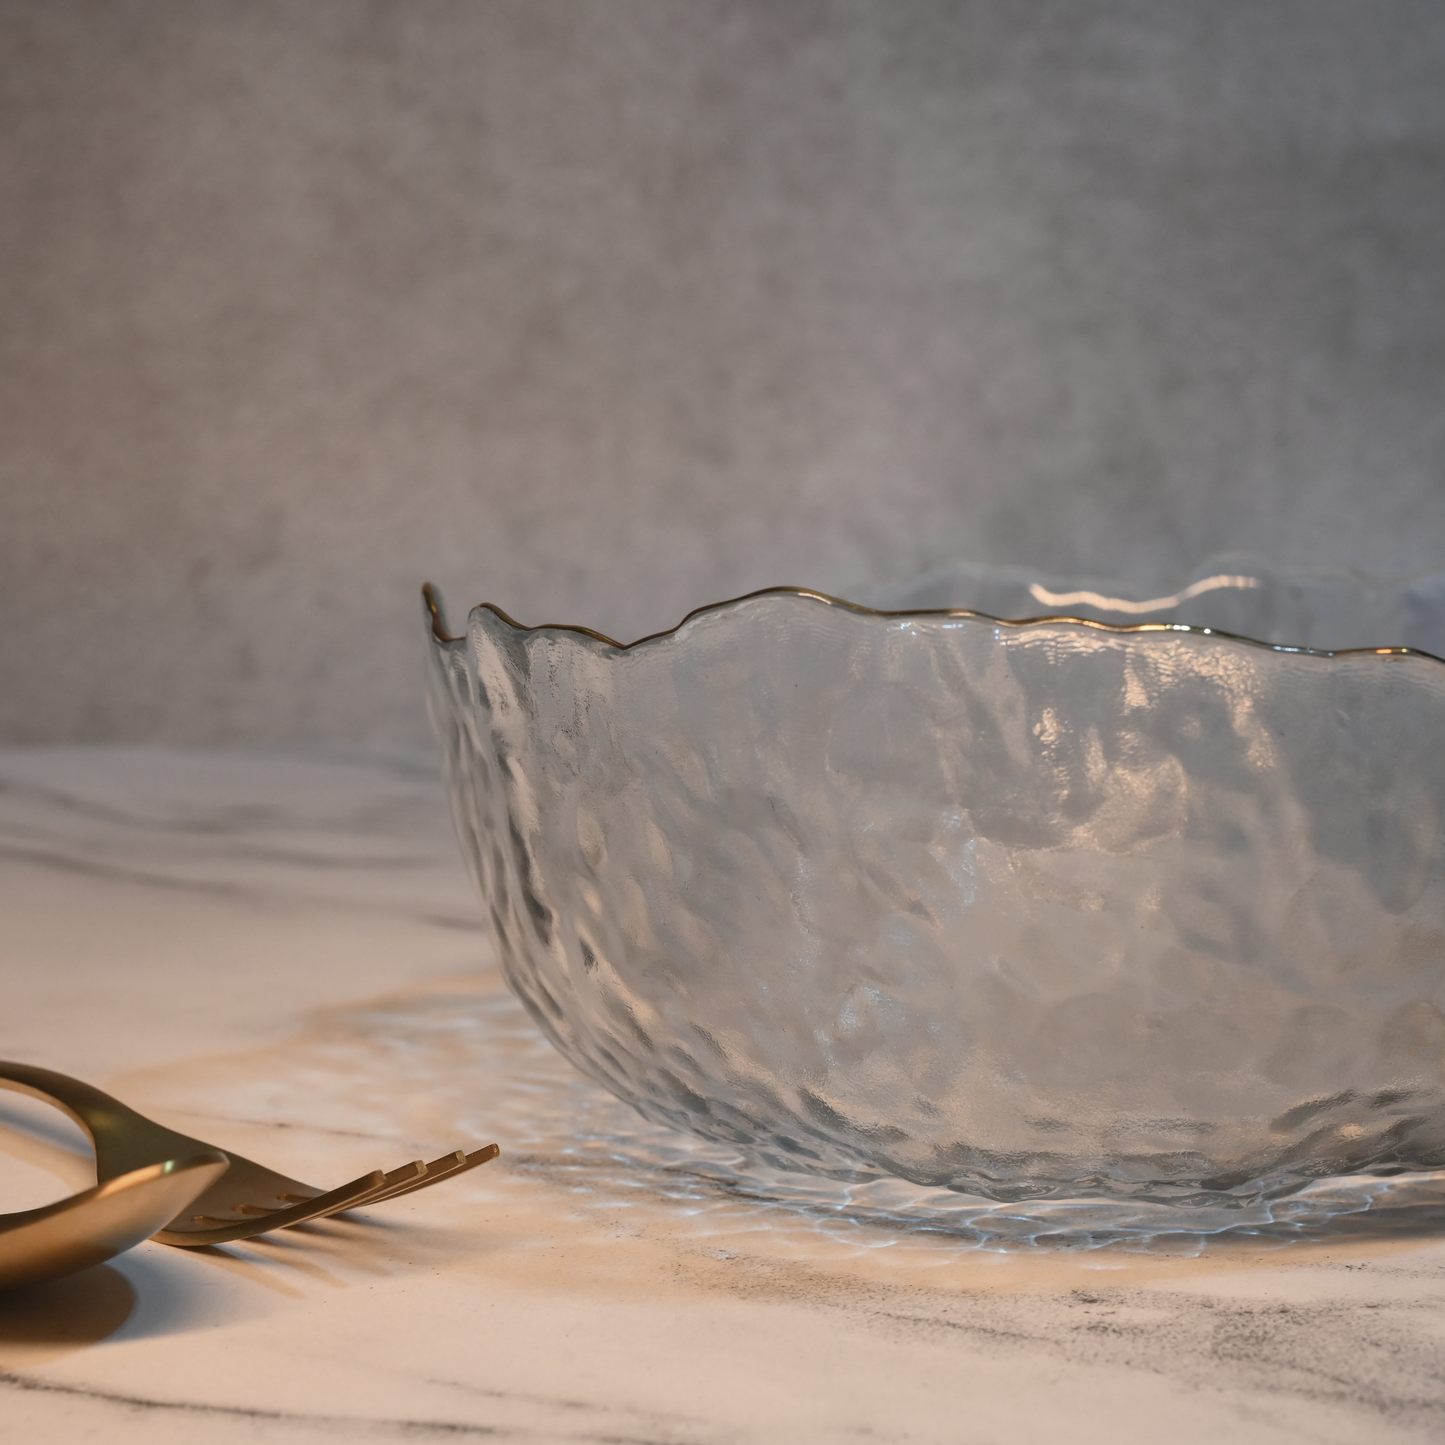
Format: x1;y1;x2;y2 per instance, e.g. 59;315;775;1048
156;1205;512;1312
0;1264;136;1366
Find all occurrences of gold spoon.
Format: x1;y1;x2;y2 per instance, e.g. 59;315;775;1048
0;1153;226;1291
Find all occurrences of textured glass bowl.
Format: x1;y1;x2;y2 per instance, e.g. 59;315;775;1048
424;560;1445;1208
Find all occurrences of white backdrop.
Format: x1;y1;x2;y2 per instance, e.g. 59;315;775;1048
2;1;1443;744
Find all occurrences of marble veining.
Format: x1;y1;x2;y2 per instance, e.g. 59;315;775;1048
4;746;1445;1443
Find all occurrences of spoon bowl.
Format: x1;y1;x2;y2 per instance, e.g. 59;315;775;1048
0;1154;227;1291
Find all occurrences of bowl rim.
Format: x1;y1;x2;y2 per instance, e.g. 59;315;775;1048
421;582;1445;669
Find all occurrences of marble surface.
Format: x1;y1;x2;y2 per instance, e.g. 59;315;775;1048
4;747;1445;1443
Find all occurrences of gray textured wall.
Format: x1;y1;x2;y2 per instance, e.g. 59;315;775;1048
2;1;1443;744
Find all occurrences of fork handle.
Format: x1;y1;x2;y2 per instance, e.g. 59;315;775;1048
0;1059;218;1183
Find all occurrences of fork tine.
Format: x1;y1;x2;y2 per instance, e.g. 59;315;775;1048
156;1170;386;1247
181;1163;419;1232
305;1144;499;1219
158;1145;498;1244
350;1145;500;1210
305;1159;427;1220
379;1145;499;1201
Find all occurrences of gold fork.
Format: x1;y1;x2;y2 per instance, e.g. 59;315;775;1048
0;1061;497;1247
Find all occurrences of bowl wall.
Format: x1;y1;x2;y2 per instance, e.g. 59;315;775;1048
427;586;1445;1203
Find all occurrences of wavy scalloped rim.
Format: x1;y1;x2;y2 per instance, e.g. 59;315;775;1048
422;581;1444;667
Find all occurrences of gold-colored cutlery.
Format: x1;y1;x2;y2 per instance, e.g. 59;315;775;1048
0;1060;497;1288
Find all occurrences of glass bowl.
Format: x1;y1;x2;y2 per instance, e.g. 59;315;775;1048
423;559;1445;1208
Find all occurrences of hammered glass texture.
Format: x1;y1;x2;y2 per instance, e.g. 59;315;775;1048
428;591;1445;1205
